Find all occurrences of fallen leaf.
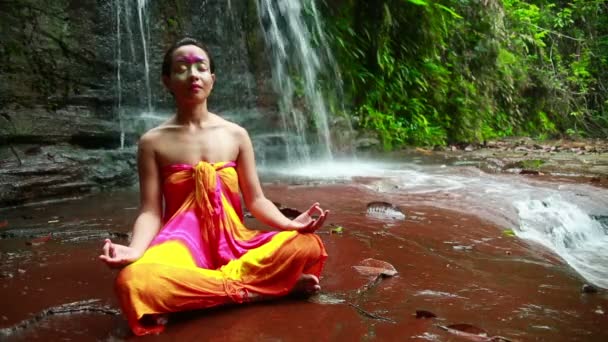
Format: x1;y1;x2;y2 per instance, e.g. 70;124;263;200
446;324;487;335
353;258;398;277
502;229;516;237
26;235;51;246
0;220;8;228
330;225;344;234
415;310;437;319
415;147;433;155
366;202;406;220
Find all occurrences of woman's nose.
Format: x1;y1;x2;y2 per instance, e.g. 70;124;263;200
188;66;201;79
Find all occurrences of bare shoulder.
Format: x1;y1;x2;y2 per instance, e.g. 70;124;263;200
214;115;250;142
138;126;167;151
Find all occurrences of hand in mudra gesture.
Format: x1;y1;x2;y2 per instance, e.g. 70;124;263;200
287;203;329;233
99;239;142;268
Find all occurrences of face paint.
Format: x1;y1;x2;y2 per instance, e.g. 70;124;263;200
175;54;206;65
172;53;210;81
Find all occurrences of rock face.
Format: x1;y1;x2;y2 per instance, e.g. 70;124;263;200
0;0;277;207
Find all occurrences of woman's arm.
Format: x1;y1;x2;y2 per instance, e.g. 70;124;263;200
100;133;163;267
129;133;164;253
235;127;328;232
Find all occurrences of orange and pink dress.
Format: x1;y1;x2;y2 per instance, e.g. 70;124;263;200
115;161;327;336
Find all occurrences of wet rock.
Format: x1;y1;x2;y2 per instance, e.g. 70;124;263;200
348;303;396;323
520;169;544;175
278;207;302;219
0;272;14;279
26;234;52;246
307;293;345;305
0;299;120;337
581;284;598;294
415;310;437;319
0;145;137;207
109;231;131;239
354;137;380;150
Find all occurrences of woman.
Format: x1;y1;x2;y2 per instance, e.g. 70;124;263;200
99;37;329;336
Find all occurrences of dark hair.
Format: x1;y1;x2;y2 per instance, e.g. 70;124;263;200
161;37;215;77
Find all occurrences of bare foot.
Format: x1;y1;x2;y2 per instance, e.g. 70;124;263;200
246;292;272;302
291;274;321;296
140;313;168;327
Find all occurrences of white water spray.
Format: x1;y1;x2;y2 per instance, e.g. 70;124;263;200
266;160;608;288
137;0;152;114
256;0;340;164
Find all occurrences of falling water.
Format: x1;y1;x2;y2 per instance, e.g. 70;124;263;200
115;0;124;149
136;0;152;114
114;0;154;147
256;0;340;164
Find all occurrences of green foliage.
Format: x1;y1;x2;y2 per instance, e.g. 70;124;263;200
324;0;608;148
521;159;545;169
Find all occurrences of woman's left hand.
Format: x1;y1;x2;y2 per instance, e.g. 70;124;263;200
286;202;329;233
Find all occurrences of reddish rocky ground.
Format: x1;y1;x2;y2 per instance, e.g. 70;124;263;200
0;182;607;341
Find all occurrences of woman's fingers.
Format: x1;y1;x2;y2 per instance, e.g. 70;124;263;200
102;239;112;257
307;203;322;215
316;210;329;229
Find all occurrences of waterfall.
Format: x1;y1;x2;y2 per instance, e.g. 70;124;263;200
114;0;343;162
115;0;124;149
136;0;153;114
256;0;340;164
114;0;154;148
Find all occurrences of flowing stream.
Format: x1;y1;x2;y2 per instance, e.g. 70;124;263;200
262;159;608;289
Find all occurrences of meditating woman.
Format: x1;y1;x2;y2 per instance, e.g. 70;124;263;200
99;37;329;336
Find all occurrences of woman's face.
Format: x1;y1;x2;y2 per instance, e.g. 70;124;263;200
164;44;215;103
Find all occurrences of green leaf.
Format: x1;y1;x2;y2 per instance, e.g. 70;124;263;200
330;225;344;234
435;4;463;19
503;229;516;237
405;0;428;6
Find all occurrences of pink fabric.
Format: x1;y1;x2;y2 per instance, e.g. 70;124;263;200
149;162;279;269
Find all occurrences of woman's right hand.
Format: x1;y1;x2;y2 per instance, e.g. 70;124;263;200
285;203;329;233
99;238;142;268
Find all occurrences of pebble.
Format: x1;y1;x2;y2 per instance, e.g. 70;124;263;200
581;284;598;294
